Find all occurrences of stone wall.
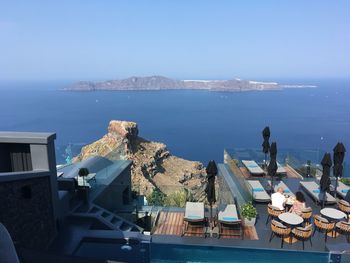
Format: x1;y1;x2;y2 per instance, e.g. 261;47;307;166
0;176;56;249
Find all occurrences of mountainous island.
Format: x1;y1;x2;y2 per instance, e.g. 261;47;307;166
73;120;208;202
65;75;316;92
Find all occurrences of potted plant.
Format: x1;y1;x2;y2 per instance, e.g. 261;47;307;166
240;202;257;226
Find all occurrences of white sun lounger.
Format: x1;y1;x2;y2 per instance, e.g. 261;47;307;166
276;162;287;174
246;180;270;202
217;204;243;238
300;181;336;204
336;181;350;199
242;160;265;176
267;180;294;197
183;202;206;237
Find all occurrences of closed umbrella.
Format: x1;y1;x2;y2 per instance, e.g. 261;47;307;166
269;142;278;192
262;127;270;168
333;142;346;197
268;159;278;194
320;153;332;207
206;160;218;228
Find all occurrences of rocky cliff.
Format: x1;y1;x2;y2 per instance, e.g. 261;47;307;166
73;120;207;201
65;75;281;92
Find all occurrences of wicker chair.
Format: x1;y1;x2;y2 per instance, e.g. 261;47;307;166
300;207;313;225
313;215;335;242
266;204;285;225
338;200;350;220
269;220;291;248
292;224;313;250
335;221;350;243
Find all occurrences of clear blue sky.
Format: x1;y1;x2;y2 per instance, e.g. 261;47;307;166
0;0;349;81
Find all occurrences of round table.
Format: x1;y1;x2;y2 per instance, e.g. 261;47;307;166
320;208;346;237
278;212;304;243
320;208;346;220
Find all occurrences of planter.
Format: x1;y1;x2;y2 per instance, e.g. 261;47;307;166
244;217;256;226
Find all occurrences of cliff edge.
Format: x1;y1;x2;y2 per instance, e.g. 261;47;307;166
74;120;207;201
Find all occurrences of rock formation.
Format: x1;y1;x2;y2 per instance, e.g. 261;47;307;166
74;120;207;201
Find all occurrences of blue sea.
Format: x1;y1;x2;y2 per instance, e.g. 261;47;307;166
1;79;349;170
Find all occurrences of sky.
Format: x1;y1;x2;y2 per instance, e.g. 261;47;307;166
0;1;349;81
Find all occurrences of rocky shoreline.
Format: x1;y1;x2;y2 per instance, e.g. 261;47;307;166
73;120;208;201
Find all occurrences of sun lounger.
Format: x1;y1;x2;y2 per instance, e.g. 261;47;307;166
267;180;294;197
276;162;287;175
242;160;265;176
217;204;243;239
246;180;270;202
300;181;336;205
336;181;350;199
266;161;286;175
182;202;206;237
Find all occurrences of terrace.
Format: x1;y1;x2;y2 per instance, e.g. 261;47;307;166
1;132;349;262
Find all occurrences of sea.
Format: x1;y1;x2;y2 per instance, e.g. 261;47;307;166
1;79;349;173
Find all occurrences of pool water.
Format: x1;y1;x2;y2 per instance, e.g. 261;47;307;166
150;243;330;263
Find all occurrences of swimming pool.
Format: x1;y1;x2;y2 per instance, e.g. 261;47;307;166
150;243;330;263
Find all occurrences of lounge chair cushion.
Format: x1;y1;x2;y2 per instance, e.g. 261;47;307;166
339;200;350;206
314;215;329;223
218;204;239;222
296;224;313;231
184;202;204;220
272;220;286;229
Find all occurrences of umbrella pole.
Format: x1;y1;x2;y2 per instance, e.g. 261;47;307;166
335;177;338;197
210;203;213;230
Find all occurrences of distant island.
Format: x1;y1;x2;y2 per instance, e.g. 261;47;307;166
65;75;316;92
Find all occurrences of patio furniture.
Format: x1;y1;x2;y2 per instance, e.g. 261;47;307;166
300;181;337;205
336;181;350;199
246;180;270;203
266;161;287;175
242;160;265;176
292;224;313;250
217;204;243;239
335;221;350;243
269;220;291;248
320;208;347;221
182;202;206;237
313;215;335;242
267;180;294;197
278;212;304;244
300;207;313;225
338;200;350;219
266;203;285;225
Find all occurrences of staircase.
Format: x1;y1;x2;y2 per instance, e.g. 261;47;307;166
70;203;143;233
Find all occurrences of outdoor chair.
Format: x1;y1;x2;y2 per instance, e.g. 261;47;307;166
338;200;350;220
269;220;291;248
182;202;206;237
335;221;350;243
266;203;284;225
313;215;335;242
217;204;243;239
300;207;313;225
292;224;313;250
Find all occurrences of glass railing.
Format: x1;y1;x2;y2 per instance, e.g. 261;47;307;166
225;147;349;178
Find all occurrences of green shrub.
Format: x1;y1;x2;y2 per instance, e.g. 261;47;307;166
340;178;350;186
147;188;165;206
240;202;257;220
164;189;192;208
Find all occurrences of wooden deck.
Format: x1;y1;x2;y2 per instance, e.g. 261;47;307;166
153;211;258;240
